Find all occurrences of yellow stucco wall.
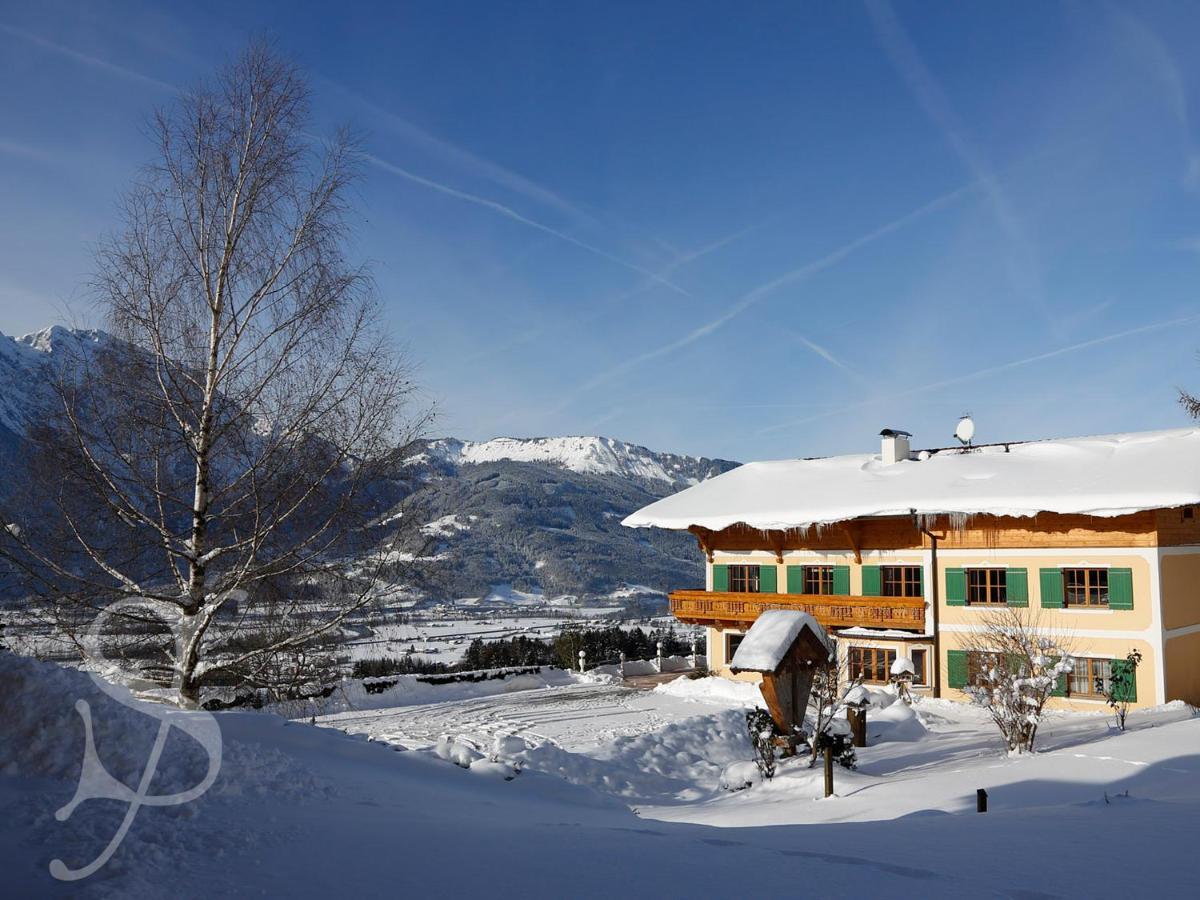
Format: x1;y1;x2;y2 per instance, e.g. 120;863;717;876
1164;632;1200;706
706;626;762;684
937;553;1153;633
1160;552;1200;630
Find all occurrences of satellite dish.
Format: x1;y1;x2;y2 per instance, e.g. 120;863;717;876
955;415;975;447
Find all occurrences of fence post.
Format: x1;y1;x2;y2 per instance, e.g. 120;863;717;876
976;788;987;813
847;706;867;747
578;649;586;673
690;637;698;668
656;641;664;673
619;651;626;677
823;747;834;798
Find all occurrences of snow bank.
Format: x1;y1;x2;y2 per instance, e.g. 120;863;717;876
865;701;926;743
624;426;1200;530
729;610;832;672
654;675;764;707
279;667;593;717
844;684;897;710
514;709;755;802
592;655;694;678
0;652;328;800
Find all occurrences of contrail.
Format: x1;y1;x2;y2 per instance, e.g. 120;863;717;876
756;312;1200;436
538;177;979;418
469;220;759;365
363;151;692;297
780;327;869;385
0;22;175;92
315;74;593;225
0;137;55;164
865;0;1047;326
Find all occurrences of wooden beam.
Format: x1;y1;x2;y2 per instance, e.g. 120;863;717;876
688;525;715;562
841;522;862;564
768;529;785;564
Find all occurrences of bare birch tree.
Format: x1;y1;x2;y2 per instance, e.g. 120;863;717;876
0;42;428;706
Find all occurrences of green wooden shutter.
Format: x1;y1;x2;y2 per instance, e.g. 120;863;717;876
1110;658;1137;702
1051;670;1068;697
712;564;728;592
861;565;881;596
759;565;778;593
1006;568;1029;607
1108;568;1134;610
945;567;966;606
832;565;850;595
786;565;804;594
1039;568;1063;608
947;650;968;689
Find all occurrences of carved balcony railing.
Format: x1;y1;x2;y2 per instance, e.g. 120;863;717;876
669;590;926;632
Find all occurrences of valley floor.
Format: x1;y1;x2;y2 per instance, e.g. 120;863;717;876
3;654;1199;898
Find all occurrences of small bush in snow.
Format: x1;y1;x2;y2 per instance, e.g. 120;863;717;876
719;760;762;792
1105;649;1142;732
745;709;779;780
807;650;854;766
810;727;857;770
960;607;1075;754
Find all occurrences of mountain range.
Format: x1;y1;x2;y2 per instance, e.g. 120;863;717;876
0;327;739;610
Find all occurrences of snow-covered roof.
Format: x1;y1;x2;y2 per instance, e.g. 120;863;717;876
729;610;833;673
623;427;1200;532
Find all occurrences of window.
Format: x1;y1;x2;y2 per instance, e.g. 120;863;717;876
1067;657;1112;699
910;648;928;686
882;565;922;598
803;565;834;595
725;632;744;662
848;646;896;683
965;650;998;684
727;565;760;593
966;568;1007;605
1063;568;1109;607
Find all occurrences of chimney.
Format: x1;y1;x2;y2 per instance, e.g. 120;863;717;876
879;428;912;465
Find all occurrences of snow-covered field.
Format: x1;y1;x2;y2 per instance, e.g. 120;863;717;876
3;652;1198;898
341;611;696;666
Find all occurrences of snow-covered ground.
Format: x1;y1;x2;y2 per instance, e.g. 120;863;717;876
3;652;1199;897
341;615;570;665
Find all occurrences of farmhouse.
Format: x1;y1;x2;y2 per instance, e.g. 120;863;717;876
623;426;1200;709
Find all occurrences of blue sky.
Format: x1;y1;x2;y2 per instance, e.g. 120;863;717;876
3;1;1200;461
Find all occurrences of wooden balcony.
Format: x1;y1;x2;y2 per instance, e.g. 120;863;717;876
669;590;926;632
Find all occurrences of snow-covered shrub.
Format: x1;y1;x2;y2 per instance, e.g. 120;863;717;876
810;727;857;770
959;607;1075;754
491;733;528;761
719;760;762;791
806;651;850;763
745;708;779;780
435;735;483;769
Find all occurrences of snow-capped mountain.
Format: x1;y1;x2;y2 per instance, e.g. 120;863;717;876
391;437;738;604
0;326;116;438
0;326;739;606
418;435;731;490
